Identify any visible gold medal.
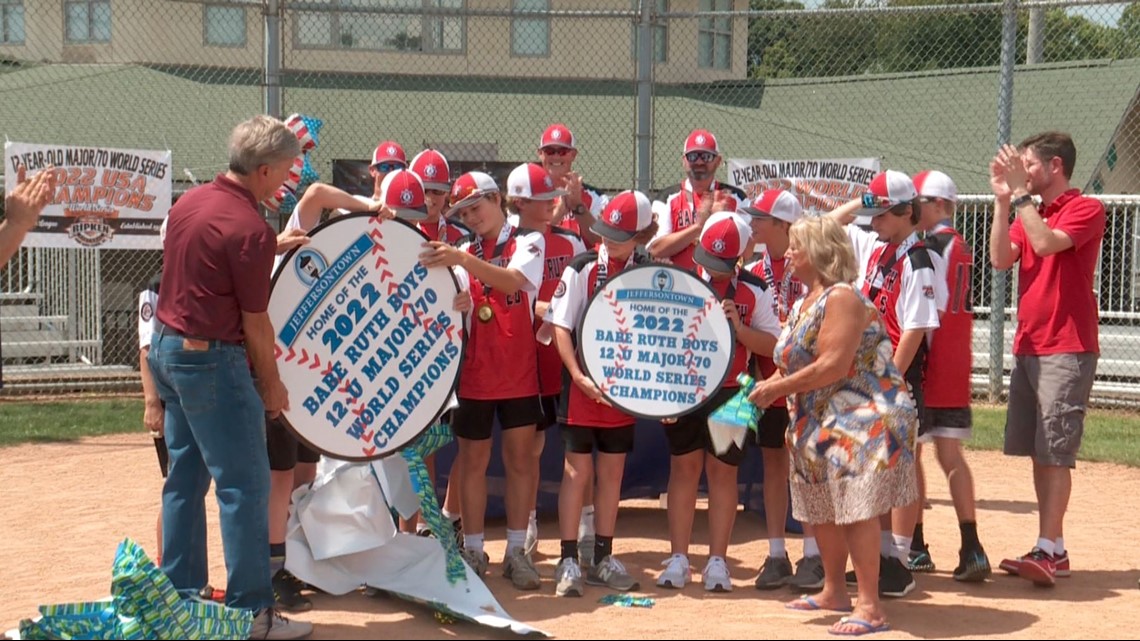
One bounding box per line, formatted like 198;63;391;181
477;303;494;323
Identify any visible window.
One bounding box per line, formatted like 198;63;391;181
631;0;667;63
698;0;731;69
295;0;464;53
511;0;548;57
0;0;23;45
65;0;111;43
1107;143;1117;171
204;5;246;47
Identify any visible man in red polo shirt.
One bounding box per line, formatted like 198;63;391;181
990;131;1105;587
149;115;311;639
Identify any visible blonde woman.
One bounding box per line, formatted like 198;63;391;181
749;216;917;636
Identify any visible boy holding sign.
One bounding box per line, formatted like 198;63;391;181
419;172;547;591
547;191;657;597
657;213;781;592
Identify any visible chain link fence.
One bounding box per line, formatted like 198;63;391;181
0;0;1137;403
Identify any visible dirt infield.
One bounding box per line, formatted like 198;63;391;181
3;433;1138;639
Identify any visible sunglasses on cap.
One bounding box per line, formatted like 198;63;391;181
861;193;895;208
540;146;572;156
373;162;405;173
685;151;717;163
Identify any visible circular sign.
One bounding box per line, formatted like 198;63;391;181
269;213;465;461
578;264;735;419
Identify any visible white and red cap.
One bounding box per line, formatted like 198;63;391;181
410;149;451;191
743;189;803;224
684;129;720;156
855;170;918;218
913;170;958;203
372;141;406;167
591;190;653;242
379;169;427;221
447;171;500;216
506;163;566;201
540;123;576;150
695;212;751;273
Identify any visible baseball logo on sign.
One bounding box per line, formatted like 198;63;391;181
269;214;465;461
578;264;735;419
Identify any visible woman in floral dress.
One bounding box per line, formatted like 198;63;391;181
750;216;917;636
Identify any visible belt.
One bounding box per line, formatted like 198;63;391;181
155;320;244;347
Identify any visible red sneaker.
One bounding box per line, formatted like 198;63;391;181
1018;549;1056;587
1054;550;1071;578
1001;550;1070;578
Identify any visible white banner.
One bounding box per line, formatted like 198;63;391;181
269;214;465;461
727;157;881;213
4;142;171;249
578;264;734;419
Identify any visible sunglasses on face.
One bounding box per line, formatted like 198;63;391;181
917;197;942;204
541;146;572;156
374;162;405;173
685;151;717;163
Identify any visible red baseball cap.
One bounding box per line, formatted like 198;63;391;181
380;169;427;221
913;170;958;203
743;189;803;224
540;124;576;150
684;129;719;155
855;170;918;218
694;212;751;274
410;149;451;191
447;171;500;217
372;141;406;167
591;190;653;242
506;163;566;201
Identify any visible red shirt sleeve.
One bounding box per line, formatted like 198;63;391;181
228;222;276;314
1054;197;1106;250
1009;217;1025;250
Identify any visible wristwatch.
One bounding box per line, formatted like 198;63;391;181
572;204;587;216
1011;193;1033;209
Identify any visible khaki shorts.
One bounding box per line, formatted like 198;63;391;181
1004;353;1097;468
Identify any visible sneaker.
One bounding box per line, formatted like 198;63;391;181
416;528;434;538
586;555;640;591
703;557;733;592
907;545;936;573
247;608;312;640
578;534;596;569
1000;549;1069;578
753;555;793;590
879;556;916;598
953;547;992;583
656;554;690;589
502;548;541;590
198;585;226;603
525;520;539;556
554;557;585;597
1017;548;1056;587
451;518;465;550
788;556;825;591
271;569;313;613
461;548;489;577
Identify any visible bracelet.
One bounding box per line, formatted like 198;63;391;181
1011;193;1033;209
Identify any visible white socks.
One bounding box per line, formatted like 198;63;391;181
506;529;526;555
579;505;596;539
803;537;820;558
464;532;485;554
769;538;787;558
892;534;913;562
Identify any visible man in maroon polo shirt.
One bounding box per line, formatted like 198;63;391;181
149;115;312;640
989;131;1105;588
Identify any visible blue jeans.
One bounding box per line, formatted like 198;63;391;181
147;332;273;611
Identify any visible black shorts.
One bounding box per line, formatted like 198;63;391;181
905;346;928;437
561;424;635;454
537;394;559;431
664;387;745;466
451;396;544;441
752;405;790;450
267;417;321;471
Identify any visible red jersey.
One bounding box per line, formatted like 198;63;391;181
848;227;944;348
1008;189;1104;355
535;226;588;396
548;250;649;428
650;180;747;272
455;224;545;400
745;250;807;408
699;268;781;388
922;223;974;407
418;217;470;246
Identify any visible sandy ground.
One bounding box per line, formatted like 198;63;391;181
2;433;1139;639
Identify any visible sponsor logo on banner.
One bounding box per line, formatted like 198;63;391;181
268;214;465;461
578;264;735;419
4;141;172;249
727;157;881;213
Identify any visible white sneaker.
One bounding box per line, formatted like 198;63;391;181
247;608;313;640
554;557;585;597
656;554;690;589
703;556;733;592
525;519;539;556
